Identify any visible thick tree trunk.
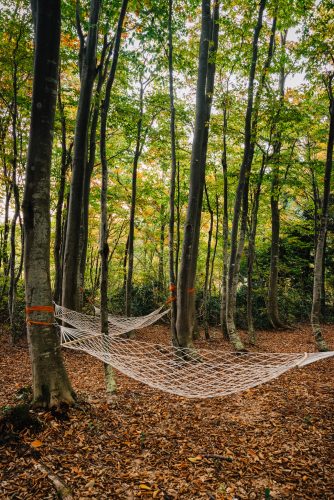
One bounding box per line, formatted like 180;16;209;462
203;182;213;339
22;0;74;408
226;0;267;350
176;0;216;349
311;77;334;351
62;0;101;311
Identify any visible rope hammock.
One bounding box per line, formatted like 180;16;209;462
55;304;334;399
55;303;169;337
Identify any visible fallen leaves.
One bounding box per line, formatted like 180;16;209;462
0;323;334;499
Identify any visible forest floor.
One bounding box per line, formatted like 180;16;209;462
0;323;334;500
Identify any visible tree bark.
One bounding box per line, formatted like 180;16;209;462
125;81;144;317
22;0;74;407
220;105;229;339
62;0;101;311
79;33;112;299
168;0;178;343
247;153;267;343
203;182;214;339
54;80;72;304
311;75;334;351
8;54;22;340
226;0;267;350
267;31;287;329
176;0;216;349
100;0;128;391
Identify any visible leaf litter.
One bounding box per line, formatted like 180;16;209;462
0;323;333;499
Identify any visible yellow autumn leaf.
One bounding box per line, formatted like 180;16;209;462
187;455;203;463
139;484;151;490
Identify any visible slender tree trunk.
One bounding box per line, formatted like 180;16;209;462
8;58;22;340
158;218;165;290
22;0;74;408
247;153;267;343
79;34;111;297
176;160;181;280
203;182;214;339
226;0;267;350
267;31;287;329
220;105;229;339
209;191;219;296
100;0;127;391
0;135;12;274
168;0;178;342
0;184;11;274
176;0;216;349
54;81;72;303
62;0;101;311
311;76;334;351
125;81;144;316
123;235;129;292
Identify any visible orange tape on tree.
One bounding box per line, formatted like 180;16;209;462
26;305;54;326
26;320;54;326
26;305;54;314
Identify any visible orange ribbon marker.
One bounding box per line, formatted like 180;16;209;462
187;288;195;294
26;305;54;326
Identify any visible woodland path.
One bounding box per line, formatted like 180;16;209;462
1;324;333;499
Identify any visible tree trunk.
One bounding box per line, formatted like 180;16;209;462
168;0;178;343
267;30;287;329
311;76;334;351
54;80;72;304
226;0;267;350
100;0;128;391
8;56;21;340
176;0;216;349
247;153;267;343
62;0;101;311
220;106;229;339
203;182;213;339
22;0;74;408
158;218;165;290
125;81;144;317
79;34;111;298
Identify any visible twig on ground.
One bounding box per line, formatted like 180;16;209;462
34;462;73;499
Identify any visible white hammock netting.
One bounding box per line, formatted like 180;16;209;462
55;304;334;399
54;303;169;337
